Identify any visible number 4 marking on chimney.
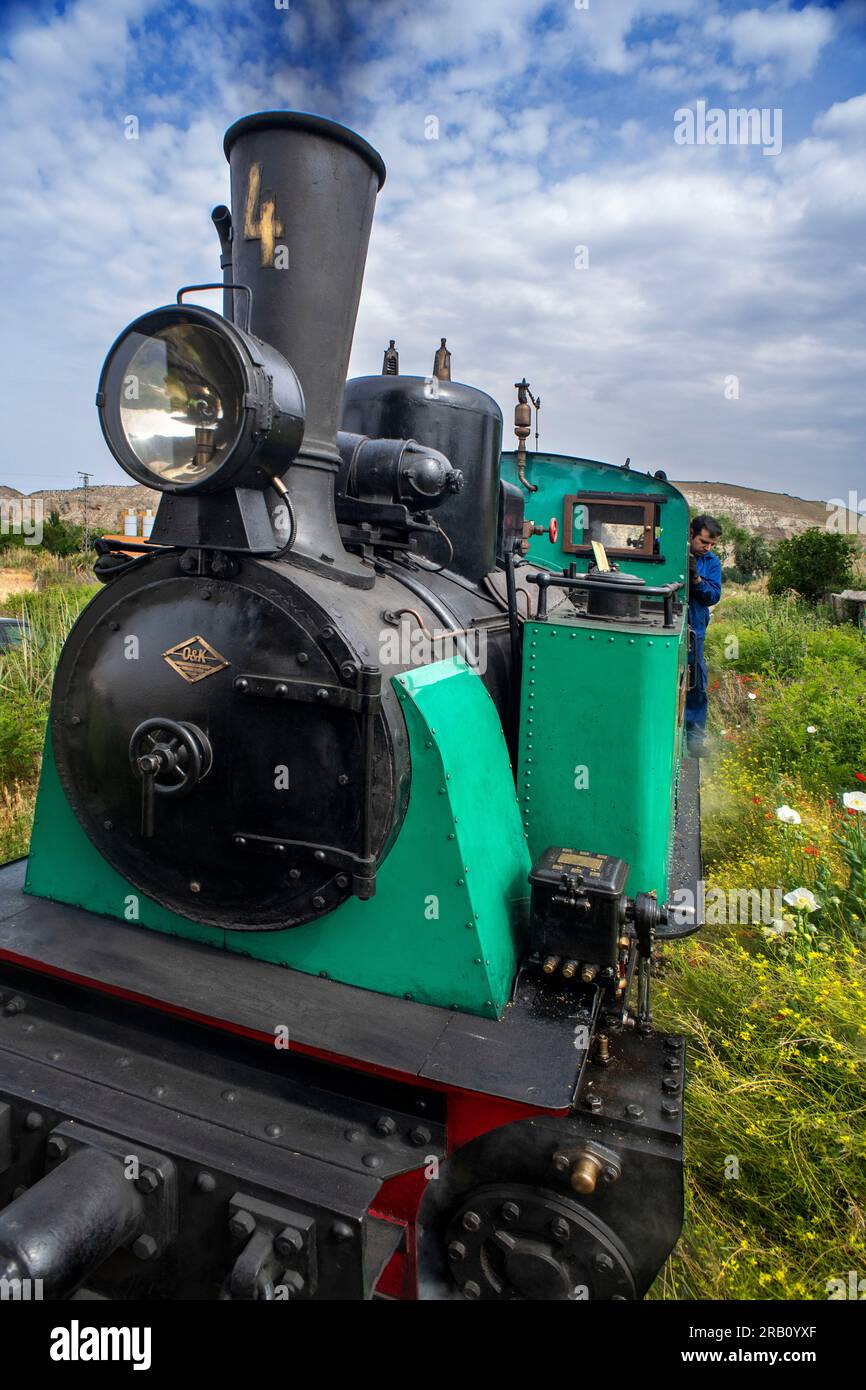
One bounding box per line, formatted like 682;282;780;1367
244;162;284;267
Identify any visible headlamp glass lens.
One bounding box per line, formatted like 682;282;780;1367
118;323;242;485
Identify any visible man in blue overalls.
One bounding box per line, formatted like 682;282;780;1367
686;515;722;755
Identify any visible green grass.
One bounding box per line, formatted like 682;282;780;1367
2;575;864;1300
651;589;866;1300
0;578;98;859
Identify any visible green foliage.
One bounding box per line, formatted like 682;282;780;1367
733;532;773;581
768;528;858;604
41;510;83;556
0;583;97;795
651;588;866;1299
706;591;866;683
747;658;866;794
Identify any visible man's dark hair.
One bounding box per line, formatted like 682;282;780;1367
690;514;722;538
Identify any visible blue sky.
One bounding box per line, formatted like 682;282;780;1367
1;0;864;500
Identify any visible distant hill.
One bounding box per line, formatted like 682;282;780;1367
1;479;830;542
0;484;159;532
671;482;828;540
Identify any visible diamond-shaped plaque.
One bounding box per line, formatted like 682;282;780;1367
162;634;230;684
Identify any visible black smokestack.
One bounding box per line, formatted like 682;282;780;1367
223;111;386;586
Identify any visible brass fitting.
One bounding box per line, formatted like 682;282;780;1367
568;1151;605;1195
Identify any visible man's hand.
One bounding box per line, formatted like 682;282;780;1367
688;552;699;587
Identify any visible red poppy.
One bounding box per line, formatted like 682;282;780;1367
752;796;761;804
803;846;819;856
856;772;866;784
711;680;719;690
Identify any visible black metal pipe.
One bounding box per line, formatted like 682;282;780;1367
504;545;523;772
0;1146;144;1298
211;204;233;322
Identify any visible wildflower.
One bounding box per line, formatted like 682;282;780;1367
842;791;866;814
775;805;801;825
855;772;866;784
752;796;761;804
783;888;821;913
803;845;819;856
806;725;817;734
747;692;757;701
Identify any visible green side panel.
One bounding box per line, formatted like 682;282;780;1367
518;613;686;901
26;657;528;1019
500;450;690;589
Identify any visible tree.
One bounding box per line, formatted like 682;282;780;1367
768;528;858;604
42;510;83;556
733;533;773;582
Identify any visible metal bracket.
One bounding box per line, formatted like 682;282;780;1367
226;1194;317;1301
233;670;382;715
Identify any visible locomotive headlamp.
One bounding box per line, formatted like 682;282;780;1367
96;300;305;494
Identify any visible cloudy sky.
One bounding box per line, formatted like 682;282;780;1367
0;0;864;501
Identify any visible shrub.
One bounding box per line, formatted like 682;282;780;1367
768;529;858;604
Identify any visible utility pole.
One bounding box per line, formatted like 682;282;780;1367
78;472;92;551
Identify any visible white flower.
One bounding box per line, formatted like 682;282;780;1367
747;691;757;701
842;791;866;814
806;726;817;734
775;805;802;825
783;888;821;913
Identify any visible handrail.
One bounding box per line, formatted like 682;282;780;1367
526;571;684;625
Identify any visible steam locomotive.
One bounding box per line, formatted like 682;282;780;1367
0;112;700;1301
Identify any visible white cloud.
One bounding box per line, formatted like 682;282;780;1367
721;4;836;83
0;0;863;504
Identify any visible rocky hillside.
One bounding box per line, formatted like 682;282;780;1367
671;481;828;540
0;484;159;532
1;479;829;542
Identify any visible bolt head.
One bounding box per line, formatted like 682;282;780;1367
46;1135;68;1160
625;1103;645;1119
551;1218;571;1243
274;1226;303;1259
374;1115;397;1136
229;1209;256;1241
195;1171;216;1193
463;1280;482;1300
24;1111;44;1132
409;1125;431;1147
135;1169;160;1195
277;1270;305;1299
132;1235;158;1261
552;1151;571;1173
462;1210;482;1233
447;1241;467;1262
501;1201;521;1224
595;1252;614;1273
